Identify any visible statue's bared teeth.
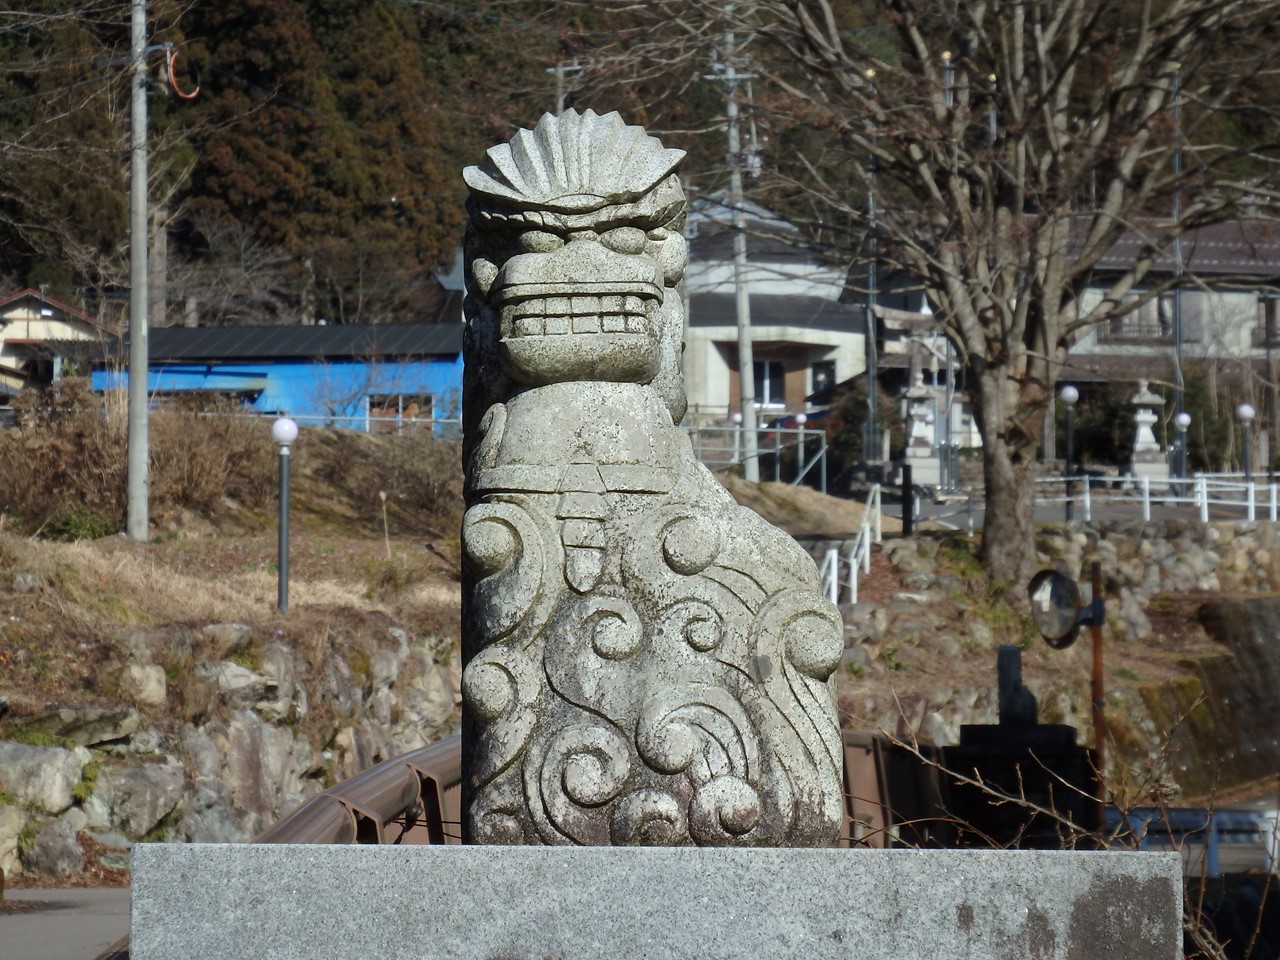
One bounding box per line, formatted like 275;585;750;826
514;316;544;337
504;291;655;337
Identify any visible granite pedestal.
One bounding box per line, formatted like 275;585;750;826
130;843;1181;960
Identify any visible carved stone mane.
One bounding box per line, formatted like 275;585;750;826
459;110;844;847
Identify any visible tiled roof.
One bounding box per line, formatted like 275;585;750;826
688;293;864;332
1086;220;1280;277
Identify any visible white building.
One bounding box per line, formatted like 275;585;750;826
681;198;866;421
0;288;118;399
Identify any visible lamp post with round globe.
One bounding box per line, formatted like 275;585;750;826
1060;385;1079;522
1238;403;1256;484
1174;411;1191;493
272;417;298;612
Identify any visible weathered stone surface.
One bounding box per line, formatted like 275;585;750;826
131;844;1183;960
26;818;83;877
0;802;27;876
197;623;253;661
206;660;272;706
0;742;82;813
213;712;301;829
96;758;185;838
16;705;140;747
460;110;844;847
115;664;168;708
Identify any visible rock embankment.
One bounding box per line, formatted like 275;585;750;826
0;616;460;880
832;519;1280;803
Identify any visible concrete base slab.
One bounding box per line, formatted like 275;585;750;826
131;844;1181;960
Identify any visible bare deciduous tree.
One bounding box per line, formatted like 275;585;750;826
586;0;1280;586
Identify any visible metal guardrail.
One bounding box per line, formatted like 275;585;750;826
821;484;882;605
1034;472;1280;523
1106;806;1280;878
256;737;462;845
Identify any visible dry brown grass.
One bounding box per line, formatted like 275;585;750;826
0;381;277;538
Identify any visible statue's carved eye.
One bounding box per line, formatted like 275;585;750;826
600;226;647;255
518;230;564;253
646;228;670;241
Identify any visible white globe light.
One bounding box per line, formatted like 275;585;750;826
731;411;743;424
1059;384;1079;405
272;417;299;446
1238;402;1257;423
795;413;807;425
1174;411;1192;430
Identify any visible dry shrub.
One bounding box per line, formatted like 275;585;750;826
303;429;463;538
148;403;276;516
0;381;276;538
0;379;127;537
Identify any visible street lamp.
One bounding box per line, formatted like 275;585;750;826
1238;402;1256;484
1174;411;1191;492
272;417;298;612
731;410;743;470
1060;385;1079;523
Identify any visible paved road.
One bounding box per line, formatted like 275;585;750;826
0;887;129;960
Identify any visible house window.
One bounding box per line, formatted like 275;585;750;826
753;361;785;407
1256;295;1280;346
811;360;836;396
368;393;433;434
1100;292;1175;342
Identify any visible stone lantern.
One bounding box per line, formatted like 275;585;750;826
1130;379;1165;484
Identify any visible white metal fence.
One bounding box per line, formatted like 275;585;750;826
820;484;882;606
1034;472;1280;523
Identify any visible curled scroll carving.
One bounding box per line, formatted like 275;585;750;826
460;109;844;847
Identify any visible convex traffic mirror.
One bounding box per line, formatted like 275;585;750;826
1027;569;1081;649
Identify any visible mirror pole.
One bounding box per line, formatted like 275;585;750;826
1090;560;1105;829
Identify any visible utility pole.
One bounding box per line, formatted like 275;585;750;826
547;61;583;117
865;68;880;464
127;0;149;541
720;5;760;481
1171;64;1185;448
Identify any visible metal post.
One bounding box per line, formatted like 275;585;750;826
1240;402;1256;520
273;418;298;612
126;0;149;540
901;463;914;536
819;432;828;495
795;415;806;484
1141;476;1151;521
1090;561;1106;828
1065;403;1075;523
278;446;290;612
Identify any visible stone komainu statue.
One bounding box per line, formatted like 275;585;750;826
459;110;844;847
